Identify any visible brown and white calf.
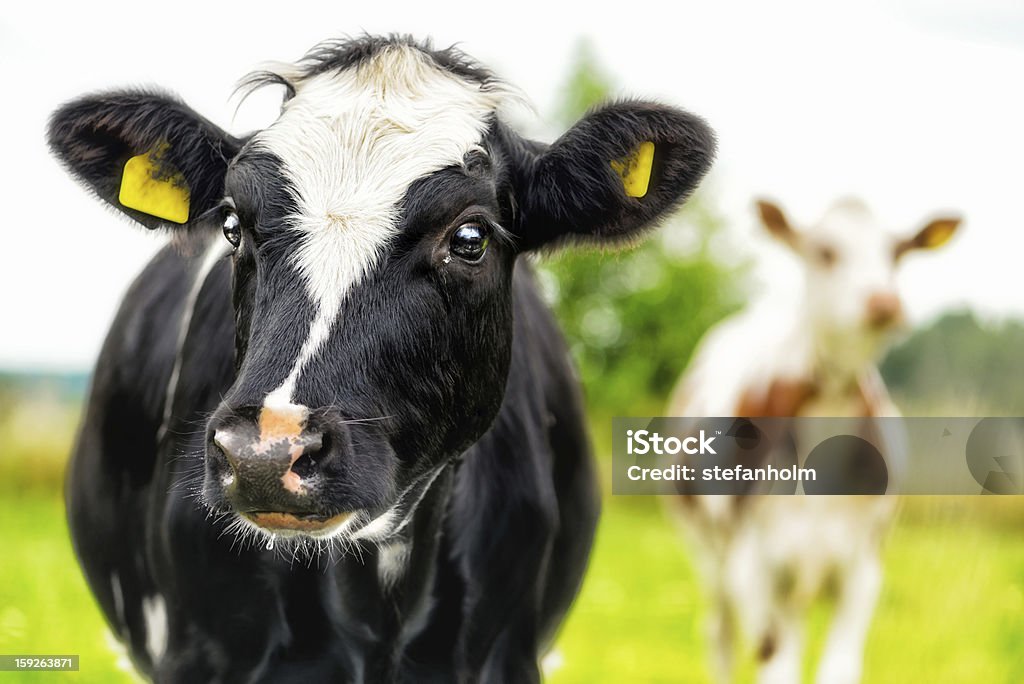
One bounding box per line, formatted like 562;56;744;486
667;198;960;684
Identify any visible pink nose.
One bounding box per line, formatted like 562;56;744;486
866;292;903;329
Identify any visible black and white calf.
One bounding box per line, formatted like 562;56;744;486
49;36;714;683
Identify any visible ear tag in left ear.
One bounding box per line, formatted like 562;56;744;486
610;141;655;198
118;146;190;224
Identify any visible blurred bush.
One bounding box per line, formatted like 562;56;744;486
881;310;1024;416
538;41;744;417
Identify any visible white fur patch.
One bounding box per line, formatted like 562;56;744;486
256;45;519;407
354;465;447;544
541;649;566;677
110;572;126;635
141;594;168;664
351;508;397;542
377;541;410;587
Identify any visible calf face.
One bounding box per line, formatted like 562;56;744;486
756;198;960;367
49;36;714;544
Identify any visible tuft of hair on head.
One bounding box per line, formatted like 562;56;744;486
232;33;531;119
824;196;874;222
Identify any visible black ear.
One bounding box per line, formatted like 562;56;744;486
514;100;715;251
47;90;242;230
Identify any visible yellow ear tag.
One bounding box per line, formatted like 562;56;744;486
610;141;655;198
118;147;190;223
922;219;958;249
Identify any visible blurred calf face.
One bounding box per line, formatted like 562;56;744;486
756;198;960;360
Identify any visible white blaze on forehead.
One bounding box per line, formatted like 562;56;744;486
256;45;518;406
811;198;894;268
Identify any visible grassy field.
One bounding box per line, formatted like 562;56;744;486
551;495;1024;683
0;405;1022;682
1;488;1021;683
0;491;136;683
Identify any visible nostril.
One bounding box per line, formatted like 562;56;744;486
308;432;328;463
284;431;326;483
291;453;316;479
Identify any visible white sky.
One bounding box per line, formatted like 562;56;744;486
1;0;1022;370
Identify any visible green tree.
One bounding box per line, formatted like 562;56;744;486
538;41;744;418
881;310;1024;415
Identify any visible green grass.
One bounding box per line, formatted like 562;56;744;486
0;490;135;683
548;496;710;683
549;495;1024;683
2;489;1021;683
0;404;1022;682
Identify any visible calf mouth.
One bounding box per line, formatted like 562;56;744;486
241;510;353;535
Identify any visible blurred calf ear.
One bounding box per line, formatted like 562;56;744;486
896;216;961;257
756;199;801;250
47;90;242;230
515;100;715;251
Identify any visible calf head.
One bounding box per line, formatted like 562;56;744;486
757;197;961;369
49;36;714;545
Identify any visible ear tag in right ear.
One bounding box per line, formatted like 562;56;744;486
118;147;190;224
922;219;958;249
610;141;655;198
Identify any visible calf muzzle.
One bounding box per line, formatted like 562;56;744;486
208;408;336;518
865;292;904;330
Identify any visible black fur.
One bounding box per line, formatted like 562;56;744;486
51;35;716;683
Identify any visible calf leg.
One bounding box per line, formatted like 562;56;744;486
707;593;737;684
723;529;805;684
814;553;883;684
756;613;804;684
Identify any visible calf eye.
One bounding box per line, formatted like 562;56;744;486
449;222;490;263
815;244;837;267
222;211;241;248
